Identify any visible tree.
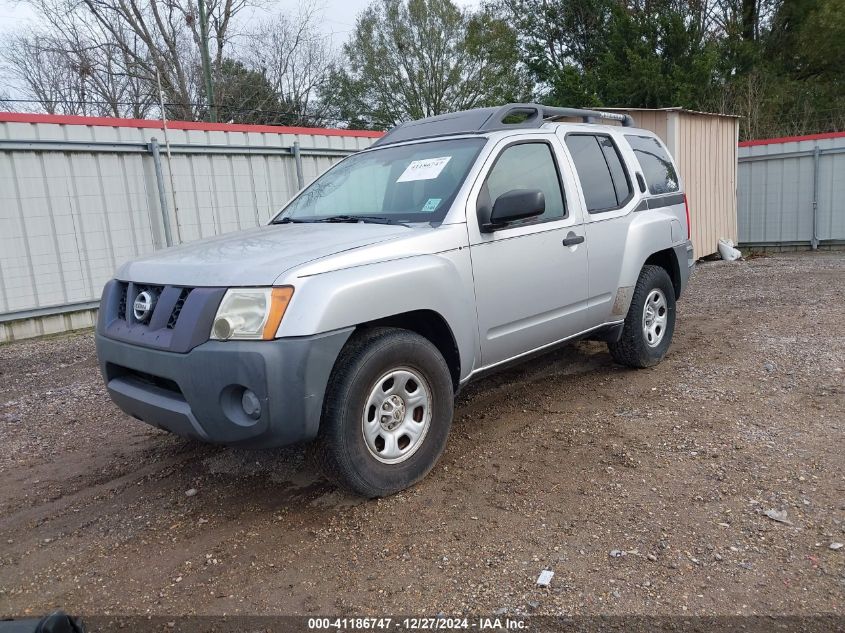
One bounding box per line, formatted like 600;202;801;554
760;0;845;134
1;26;155;117
245;7;338;126
495;0;720;108
495;0;615;106
767;0;845;83
1;31;89;115
708;0;845;138
595;0;719;108
325;0;532;129
14;0;253;120
2;0;338;124
211;59;283;124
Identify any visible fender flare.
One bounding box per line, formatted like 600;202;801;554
612;211;681;316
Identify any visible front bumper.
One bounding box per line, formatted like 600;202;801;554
95;329;352;447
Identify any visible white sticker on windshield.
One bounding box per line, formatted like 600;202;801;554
397;156;451;182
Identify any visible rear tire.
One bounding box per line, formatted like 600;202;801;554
311;327;454;498
608;265;676;368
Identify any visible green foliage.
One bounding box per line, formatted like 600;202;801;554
205;59;285;125
497;0;719;109
492;0;844;139
497;0;614;106
595;2;718;108
323;0;532;129
721;0;845;138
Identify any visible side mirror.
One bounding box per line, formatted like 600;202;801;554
481;189;545;232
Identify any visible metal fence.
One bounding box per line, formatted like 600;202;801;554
0;114;379;339
738;132;845;248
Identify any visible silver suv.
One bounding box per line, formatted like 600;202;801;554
95;104;694;497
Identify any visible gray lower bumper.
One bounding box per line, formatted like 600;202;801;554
95;329;353;447
674;240;695;298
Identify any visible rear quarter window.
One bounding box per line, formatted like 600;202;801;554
625;135;680;194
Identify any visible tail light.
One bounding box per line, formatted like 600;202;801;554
683;193;691;240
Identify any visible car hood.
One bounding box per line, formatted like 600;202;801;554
116;223;413;287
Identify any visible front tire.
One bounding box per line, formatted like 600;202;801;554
311;327;454;497
608;265;676;368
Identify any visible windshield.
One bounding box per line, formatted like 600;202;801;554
273;138;486;224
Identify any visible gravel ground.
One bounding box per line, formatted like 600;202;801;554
0;252;843;619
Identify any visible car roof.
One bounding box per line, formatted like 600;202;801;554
357;121;659;155
372;103;636;148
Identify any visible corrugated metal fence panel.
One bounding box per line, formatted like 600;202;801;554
0;146;156;313
0;116;378;319
817;138;845;241
738;134;845;245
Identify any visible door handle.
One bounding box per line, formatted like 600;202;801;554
562;233;585;247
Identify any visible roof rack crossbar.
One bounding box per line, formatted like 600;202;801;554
481;104;635;130
541;106;635;127
372;103;635;147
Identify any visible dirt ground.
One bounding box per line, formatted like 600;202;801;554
0;252;843;620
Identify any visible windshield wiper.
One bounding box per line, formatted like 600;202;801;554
270;216;309;224
272;214;411;227
314;215;411;227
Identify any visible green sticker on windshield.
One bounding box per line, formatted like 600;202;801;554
422;198;441;213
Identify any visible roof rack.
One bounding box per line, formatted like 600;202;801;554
372;103;635;147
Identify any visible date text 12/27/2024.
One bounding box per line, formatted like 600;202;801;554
307;617;528;630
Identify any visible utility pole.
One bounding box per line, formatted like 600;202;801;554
197;0;216;122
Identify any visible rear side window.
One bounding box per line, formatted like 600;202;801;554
565;134;631;213
625;134;679;194
599;137;632;204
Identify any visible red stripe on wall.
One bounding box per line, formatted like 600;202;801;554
0;111;385;138
739;130;845;147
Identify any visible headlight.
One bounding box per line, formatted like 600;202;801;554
210;287;294;341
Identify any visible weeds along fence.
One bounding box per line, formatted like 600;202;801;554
738;132;845;249
0;113;381;342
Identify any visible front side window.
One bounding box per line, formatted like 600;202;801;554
625;134;679;194
274;138;486;224
482;142;566;225
565;134;631;213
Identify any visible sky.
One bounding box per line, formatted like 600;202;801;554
0;0;366;44
0;0;481;43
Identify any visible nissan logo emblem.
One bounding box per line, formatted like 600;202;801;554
132;290;156;322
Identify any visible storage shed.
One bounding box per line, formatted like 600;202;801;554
601;107;740;258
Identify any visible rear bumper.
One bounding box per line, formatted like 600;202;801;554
95;329;352;447
674;240;695;298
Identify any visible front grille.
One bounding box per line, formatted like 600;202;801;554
168;288;190;329
102;279;225;354
106;363;183;395
136;283;163;296
117;284;127;320
116;282;194;329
